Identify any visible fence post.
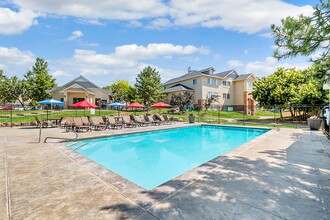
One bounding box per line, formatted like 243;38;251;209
218;105;220;124
243;105;245;125
274;104;276;126
198;108;200;123
10;106;13;128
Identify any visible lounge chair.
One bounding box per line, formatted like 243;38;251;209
146;115;161;125
81;116;92;127
155;114;172;125
163;115;175;124
73;117;91;132
122;115;137;128
107;116;123;129
64;117;75;131
90;116;107;130
133;115;150;126
35;116;55;128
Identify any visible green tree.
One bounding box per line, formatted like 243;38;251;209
135;66;164;105
271;1;330;83
24;58;56;103
0;71;29;107
169;92;194;113
252;67;327;118
104;80;132;102
272;1;330;62
126;86;139;103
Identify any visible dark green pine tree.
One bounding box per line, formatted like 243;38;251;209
135;66;164;105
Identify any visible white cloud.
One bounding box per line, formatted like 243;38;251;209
0;7;38;35
114;43;207;60
245;57;311;77
8;0;314;34
244;49;249;55
170;0;314;33
12;0;168;20
258;32;273;38
50;43;205;85
0;46;35;76
67;30;83;40
147;18;172;29
51;70;72;77
227;60;244;67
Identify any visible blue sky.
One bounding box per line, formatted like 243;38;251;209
0;0;320;87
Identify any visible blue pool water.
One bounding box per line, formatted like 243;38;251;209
67;125;269;190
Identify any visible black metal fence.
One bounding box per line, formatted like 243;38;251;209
0;104;329;134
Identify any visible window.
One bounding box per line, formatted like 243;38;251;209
214;79;218;85
60;98;64;102
193;79;197;85
207;92;212;98
227;94;231;99
223;93;226;99
246;81;252;90
223;81;231;86
214;92;218;97
208;78;212;85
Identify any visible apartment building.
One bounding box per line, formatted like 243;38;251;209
163;67;256;114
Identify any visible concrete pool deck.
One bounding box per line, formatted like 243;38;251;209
1;123;330;219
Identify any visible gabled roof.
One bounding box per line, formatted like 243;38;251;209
49;75;111;95
164;67;220;85
164;83;194;93
60;83;95;94
214;69;238;78
233;73;255;81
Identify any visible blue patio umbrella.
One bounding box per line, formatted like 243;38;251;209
37;98;64;120
108;102;125;115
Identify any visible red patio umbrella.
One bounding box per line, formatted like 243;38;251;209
151;102;171;108
125;102;145;115
151;102;171;113
125;102;145;108
71;100;98;116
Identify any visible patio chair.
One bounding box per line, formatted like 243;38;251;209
90;116;107;130
155;114;171;125
122;115;137;128
133;115;150;126
64;117;75;131
163;115;175;124
81;116;92;127
146;115;161;125
73;117;91;132
107;116;123;129
35;116;55;128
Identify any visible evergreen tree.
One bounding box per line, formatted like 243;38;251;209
135;66;164;105
24;58;56;103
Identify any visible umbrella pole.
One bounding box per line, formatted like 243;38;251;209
76;108;77;117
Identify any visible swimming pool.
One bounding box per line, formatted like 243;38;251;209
67;125;269;190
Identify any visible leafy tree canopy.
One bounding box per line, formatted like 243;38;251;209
0;70;29;107
24;58;56;103
104;80;132;102
252;67;327;117
135;66;164;105
169;92;194;112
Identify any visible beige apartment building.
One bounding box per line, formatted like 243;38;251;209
164;67;256;114
48;75;111;109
